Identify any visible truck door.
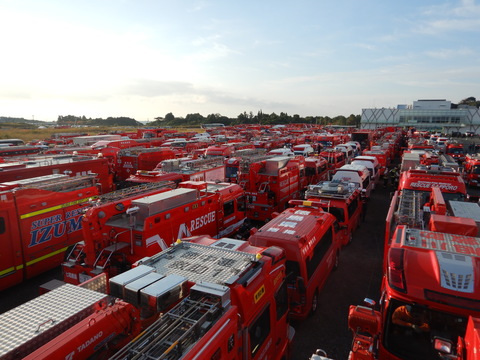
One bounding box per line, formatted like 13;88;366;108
0;208;24;290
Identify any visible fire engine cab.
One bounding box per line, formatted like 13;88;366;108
305;180;363;246
249;200;341;319
348;226;480;360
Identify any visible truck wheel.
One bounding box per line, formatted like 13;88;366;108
310;290;319;316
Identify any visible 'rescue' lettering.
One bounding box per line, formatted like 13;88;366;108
189;211;216;232
410;181;458;191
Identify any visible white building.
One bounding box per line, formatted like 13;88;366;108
361;99;480;134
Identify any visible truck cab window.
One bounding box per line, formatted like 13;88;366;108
223;200;235;216
275;281;288;320
249;304;271;357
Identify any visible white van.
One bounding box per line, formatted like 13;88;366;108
351;156;380;189
267;148;294;156
334;144;355;163
293;144;315;156
346;141;361;156
331;164;373;197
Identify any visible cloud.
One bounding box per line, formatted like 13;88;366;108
416;0;480;34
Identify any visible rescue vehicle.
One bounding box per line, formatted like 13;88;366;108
320;149;347;174
114;146;178;184
249;200;341;319
3;236;294;360
225;150;273;183
125;156;226;186
331;164;373;197
305;156;330;184
62;180;246;284
351;155;381;188
305;180;363;246
204;143;235;158
445;143;465;163
110;236;293;360
362;149;389;176
334;144;355;163
0;154;115;194
398;165;466;200
348;226;480;360
241;155;308;223
351;130;373;151
0;174;99;291
293;144;315;156
464;154;480;187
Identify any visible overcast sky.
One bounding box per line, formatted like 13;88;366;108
0;0;479;122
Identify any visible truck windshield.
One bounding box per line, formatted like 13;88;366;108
383;299;467;360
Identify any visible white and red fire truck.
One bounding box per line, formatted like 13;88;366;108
347;226;480;360
0;174;100;291
304;180;363;246
249;199;341;320
3;236;294;360
62;180;246;284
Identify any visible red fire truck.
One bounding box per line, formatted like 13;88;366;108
0;174;100;291
125;156;226;186
445;143;465;163
319;149;346;175
464;154;480;187
114;146;178;183
249;199;341;320
0;154;114;193
8;236;293;360
62;180;246;284
398;166;467;199
347;226;480;360
305;156;330;184
241;155;308;222
204;143;235;158
305;180;363;246
110;236;293;360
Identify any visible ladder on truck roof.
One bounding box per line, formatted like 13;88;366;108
96;181;176;204
8;174;97;192
181;156;224;171
240;153;274;172
110;291;225;360
396;189;424;228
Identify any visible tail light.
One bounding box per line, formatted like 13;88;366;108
388;248;407;292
